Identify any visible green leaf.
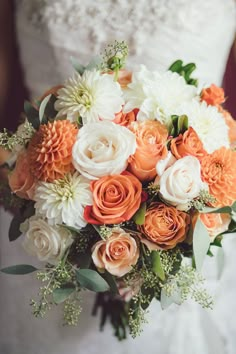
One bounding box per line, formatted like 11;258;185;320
53;286;75;304
133;202;146;225
193;217;211;271
39;94;51;122
151;251;165;281
182;63;196;80
24;100;40;129
70;56;86;75
86;56;102;71
1;264;38;275
177;115;188;134
160;287;182;309
168;60;183;73
200;206;232;214
44;94;58;119
76;269;110;292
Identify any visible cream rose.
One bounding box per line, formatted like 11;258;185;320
23;218;73;263
92;228;139;277
72;121;136;180
159;156;205;210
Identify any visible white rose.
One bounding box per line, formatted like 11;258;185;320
72;121;136;180
23;219;73;263
159;156;205;210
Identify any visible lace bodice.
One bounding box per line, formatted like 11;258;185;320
15;0;236;98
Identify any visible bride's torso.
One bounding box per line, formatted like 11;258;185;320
15;0;236;98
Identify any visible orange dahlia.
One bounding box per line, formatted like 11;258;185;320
28;120;78;182
201;147;236;206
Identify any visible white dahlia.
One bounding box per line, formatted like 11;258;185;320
55;70;124;123
34;172;93;229
124;67;196;125
177;100;229;153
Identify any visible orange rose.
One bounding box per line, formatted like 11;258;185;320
171;127;207;160
201;147;236;206
139;203;190;250
84;172;142;224
201;84;225;106
113;110;136;127
8;150;36;200
92;227;139;277
128;121;168;181
200;213;230;241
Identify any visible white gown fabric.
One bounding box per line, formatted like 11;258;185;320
1;1;236;353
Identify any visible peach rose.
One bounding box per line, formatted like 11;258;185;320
170;127;207;160
8;150;36;199
92;228;139;277
139;203;190;250
200;213;230;241
201;147;236;206
108;69;132;89
128;120;168;181
84;172;142;225
201;84;225;106
117;70;132;88
113;110;136;127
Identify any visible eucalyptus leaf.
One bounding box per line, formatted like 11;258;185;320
53;286;75;304
39;94;51;122
151;251;165;281
76;269;109;292
200;206;232;214
86;56;102;71
1;264;38;275
160;287;182;309
24;101;40;129
133;202;146;225
70;56;86;75
44;94;58;119
193;217;211;271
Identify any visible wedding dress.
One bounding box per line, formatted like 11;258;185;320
0;1;236;353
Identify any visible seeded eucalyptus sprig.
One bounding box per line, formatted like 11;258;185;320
100;40;129;80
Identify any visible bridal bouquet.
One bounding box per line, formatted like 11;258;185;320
1;41;236;340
